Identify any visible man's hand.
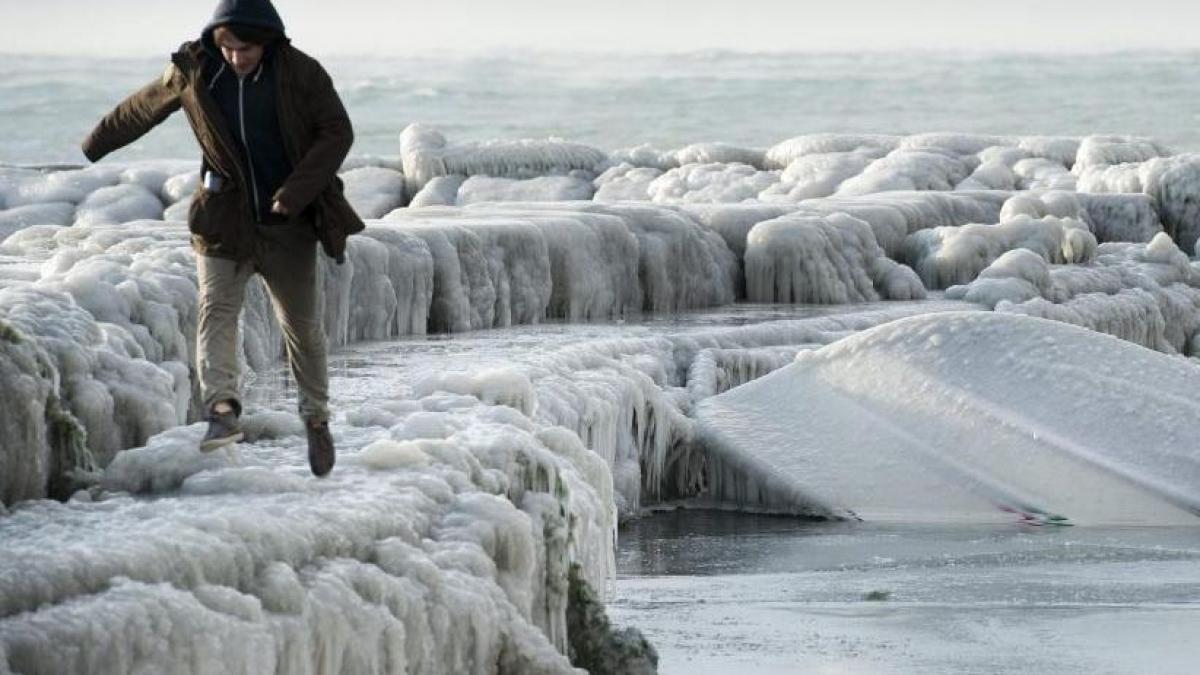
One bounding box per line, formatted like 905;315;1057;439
272;200;289;216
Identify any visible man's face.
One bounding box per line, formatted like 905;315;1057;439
215;28;263;77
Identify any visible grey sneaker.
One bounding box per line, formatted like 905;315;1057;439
306;420;335;477
200;407;243;452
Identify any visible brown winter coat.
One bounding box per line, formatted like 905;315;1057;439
82;40;364;263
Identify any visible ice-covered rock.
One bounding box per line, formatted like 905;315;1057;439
686;345;814;401
464;207;641;320
1013;158;1077;190
836;149;973;197
1073;135;1171;174
899;132;1012;159
1075;153;1200;249
1077;193;1161;243
0;387;615;674
73;184;165;226
788;190;1007;258
161;170;200;204
607;144;677;171
764;133;898;169
163;196;191;222
903;214;1095;289
678;203;797;261
117;161;196;198
746;212;924;304
334;227;435;343
956;158;1017;191
1018;136;1081;168
672;143;765;168
645;163;779;204
340;166;407;218
0;318;92;505
410;174;466;207
458;175;595;205
592;164;662;202
400;124;607;190
0;202;75;241
472;202;737;313
698;311;1200;524
0;284;181;477
947;233;1200;354
379;211;551;332
0;165;123;207
759;151;876;201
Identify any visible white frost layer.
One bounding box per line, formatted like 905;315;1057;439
646;163;780;204
946;234;1200;355
1079;193;1162;243
903;214;1095;290
376;212;553;332
0;385;614;673
698;311;1200;525
340;166;408;219
764;134;899;168
1078;153;1200;252
523;304;970;513
400;124;607;191
0;225;194;477
457;175;596;205
1073;135;1172;174
0;203;75;241
386;205;642;323
745;212;925;304
0;318;87;505
410;175;466;208
672;142;765;168
836;149;973;197
759;151;876;201
592;164;662;202
789;190;1008;257
467;202;738;313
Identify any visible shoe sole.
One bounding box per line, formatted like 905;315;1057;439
200;431;244;453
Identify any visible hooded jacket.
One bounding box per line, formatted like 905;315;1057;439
82;0;364;263
201;0;292;225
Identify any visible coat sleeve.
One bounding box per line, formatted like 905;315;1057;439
81;64;183;162
272;62;354;215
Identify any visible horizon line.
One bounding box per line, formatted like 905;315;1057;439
3;45;1200;60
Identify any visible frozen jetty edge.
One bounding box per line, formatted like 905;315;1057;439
699;311;1200;525
5;126;1200;672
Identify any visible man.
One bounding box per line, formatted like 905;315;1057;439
82;0;364;476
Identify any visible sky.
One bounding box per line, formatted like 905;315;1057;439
0;0;1197;56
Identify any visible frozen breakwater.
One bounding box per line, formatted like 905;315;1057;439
4;126;1200;672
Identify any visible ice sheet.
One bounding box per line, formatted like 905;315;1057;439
698;311;1200;525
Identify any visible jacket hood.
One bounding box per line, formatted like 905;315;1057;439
201;0;287;55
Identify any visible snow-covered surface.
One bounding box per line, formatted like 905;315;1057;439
0;302;967;673
6;122;1200;672
1;323;657;674
699;311;1200;525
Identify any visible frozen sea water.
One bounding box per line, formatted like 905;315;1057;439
612;510;1200;674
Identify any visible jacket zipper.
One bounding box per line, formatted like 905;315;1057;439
177;52;255;222
237;74;262;222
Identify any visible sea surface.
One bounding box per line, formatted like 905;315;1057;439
2;50;1200;165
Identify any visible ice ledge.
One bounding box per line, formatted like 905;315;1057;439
697;311;1200;525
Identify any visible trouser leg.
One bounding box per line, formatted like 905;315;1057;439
257;235;330;423
196;254;253;413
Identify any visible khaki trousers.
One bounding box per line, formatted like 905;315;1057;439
195;228;329;423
